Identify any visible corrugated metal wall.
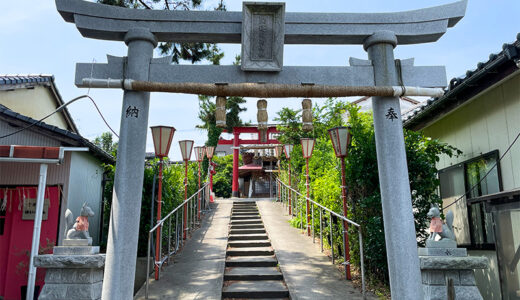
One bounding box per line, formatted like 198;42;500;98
66;151;104;245
0;120;60;147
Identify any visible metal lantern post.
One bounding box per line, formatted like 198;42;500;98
179;140;194;239
206;146;215;192
283;144;294;215
301;138;315;236
194;146;205;219
150;126;175;280
274;145;283;202
328;126;352;280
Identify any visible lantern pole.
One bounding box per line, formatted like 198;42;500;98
183;158;188;239
340;156;351;280
288;157;292;215
197;158;201;219
155;157;163;280
305;156;310;236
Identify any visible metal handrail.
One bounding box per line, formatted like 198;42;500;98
276;178;365;299
278;180;360;227
145;182;210;298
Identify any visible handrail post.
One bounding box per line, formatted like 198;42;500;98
359;230;366;299
175;210;179;251
312;203;315;243
300;197;303;233
146;232;151;299
329;211;334;264
168;217;171;263
320;208;323;252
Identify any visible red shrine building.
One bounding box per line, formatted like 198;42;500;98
217;126;280;198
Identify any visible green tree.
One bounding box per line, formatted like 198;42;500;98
98;0;225;65
93;132;118;156
274;99;461;285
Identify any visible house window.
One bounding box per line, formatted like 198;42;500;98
439;150;501;249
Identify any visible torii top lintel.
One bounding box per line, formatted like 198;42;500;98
56;0;467;45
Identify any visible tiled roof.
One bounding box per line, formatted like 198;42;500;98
0;74;54;87
0;104;114;164
0;74;79;133
403;33;520;130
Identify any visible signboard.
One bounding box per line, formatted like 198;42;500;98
241;2;285;71
22;198;50;220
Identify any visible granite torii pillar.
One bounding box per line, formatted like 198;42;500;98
103;28;157;299
55;0;467;298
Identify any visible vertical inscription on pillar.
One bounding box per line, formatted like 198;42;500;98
251;13;274;61
241;3;285;72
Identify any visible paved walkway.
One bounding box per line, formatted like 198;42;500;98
134;198;372;299
134;200;232;300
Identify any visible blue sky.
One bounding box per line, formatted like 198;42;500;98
1;0;519;160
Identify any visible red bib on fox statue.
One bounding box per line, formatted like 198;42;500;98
429;217;443;233
75;215;89;231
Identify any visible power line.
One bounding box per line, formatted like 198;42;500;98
0;95;119;140
443;129;520;210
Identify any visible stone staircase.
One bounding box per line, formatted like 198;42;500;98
222;201;289;299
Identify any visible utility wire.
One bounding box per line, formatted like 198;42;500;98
0;95;119;139
443;129;520;210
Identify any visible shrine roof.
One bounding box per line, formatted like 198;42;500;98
239;164;263;171
403;33;520;130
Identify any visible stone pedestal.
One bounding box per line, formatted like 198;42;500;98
34;245;105;300
419;246;488;300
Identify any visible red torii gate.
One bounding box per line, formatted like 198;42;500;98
218;126;280;197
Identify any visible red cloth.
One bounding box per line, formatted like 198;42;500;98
429;217;443;233
75;216;89;231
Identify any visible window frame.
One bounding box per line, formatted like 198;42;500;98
438;150;502;250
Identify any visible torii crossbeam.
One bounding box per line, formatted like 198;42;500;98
55;1;467;299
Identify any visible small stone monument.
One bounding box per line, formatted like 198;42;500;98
419;204;488;299
35;203;105;300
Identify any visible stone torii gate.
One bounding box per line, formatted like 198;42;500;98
55;0;467;299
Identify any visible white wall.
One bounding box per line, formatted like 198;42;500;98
421;71;520;299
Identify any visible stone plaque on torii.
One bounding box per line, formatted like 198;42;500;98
55;0;467;299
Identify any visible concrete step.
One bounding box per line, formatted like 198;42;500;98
231;215;262;220
222;280;289;298
230;228;266;235
226;247;274;256
230;219;263;225
226;256;278;267
228;234;268;241
228;240;272;248
232;212;259;216
230;224;265;229
224;267;283;281
233;204;257;207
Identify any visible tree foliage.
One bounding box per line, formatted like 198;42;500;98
93;132;199;256
98;0;225;65
275;99;461;284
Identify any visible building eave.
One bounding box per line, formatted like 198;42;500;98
403;34;520;131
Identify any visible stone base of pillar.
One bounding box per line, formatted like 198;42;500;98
419;245;488;300
34;245;105;300
232;191;240;197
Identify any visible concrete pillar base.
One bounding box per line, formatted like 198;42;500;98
232;191;240;198
34;246;105;300
419;246;488;300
